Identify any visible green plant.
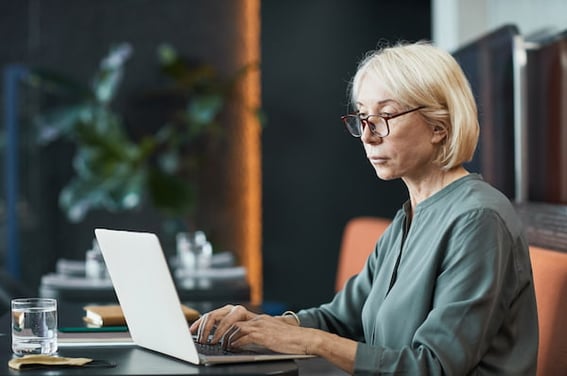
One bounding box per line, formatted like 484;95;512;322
28;43;255;227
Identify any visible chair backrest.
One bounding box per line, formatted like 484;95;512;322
529;246;567;376
335;217;391;292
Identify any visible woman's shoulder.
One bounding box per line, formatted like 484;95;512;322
424;175;524;237
426;174;513;212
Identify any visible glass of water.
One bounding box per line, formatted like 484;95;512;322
11;298;58;356
176;231;213;271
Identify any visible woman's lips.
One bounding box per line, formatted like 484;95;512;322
368;155;388;164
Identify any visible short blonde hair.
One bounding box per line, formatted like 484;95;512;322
350;41;479;170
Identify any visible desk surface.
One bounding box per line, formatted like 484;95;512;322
0;334;300;375
0;304;347;376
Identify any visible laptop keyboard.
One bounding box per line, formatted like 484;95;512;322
196;342;258;356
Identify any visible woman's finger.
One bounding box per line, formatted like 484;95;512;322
210;305;252;344
196;313;212;343
193;305;234;343
221;325;242;350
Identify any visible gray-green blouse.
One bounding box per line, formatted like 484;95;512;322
298;174;538;375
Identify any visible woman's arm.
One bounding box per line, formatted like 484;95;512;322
190;305;358;374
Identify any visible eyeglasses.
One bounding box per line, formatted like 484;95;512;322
340;106;425;137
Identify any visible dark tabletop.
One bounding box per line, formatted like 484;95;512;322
0;302;347;375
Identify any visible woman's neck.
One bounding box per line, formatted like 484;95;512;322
404;166;469;210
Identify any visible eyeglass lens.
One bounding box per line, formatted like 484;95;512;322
342;106;424;138
344;115;388;137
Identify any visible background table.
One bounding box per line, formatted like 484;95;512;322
39;258;251;308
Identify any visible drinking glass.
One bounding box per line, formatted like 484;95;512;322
176;231;213;271
11;298;58;356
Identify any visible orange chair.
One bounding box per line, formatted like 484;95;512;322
529;246;567;376
335;217;391;292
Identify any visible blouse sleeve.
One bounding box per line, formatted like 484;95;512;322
296;242;379;342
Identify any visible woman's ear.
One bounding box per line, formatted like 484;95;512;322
431;125;447;144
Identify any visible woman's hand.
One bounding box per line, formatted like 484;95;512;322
189;304;258;345
221;313;312;355
189;304;311;355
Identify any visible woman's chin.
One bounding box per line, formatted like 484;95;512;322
373;167;397;181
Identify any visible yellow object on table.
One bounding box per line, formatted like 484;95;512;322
8;354;92;370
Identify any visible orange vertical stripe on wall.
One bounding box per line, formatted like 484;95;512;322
234;0;262;305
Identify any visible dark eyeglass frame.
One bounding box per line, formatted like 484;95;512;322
341;106;426;137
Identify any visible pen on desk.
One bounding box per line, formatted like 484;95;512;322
59;326;128;333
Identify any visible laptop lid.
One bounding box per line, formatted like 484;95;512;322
95;228;200;364
94;228;312;365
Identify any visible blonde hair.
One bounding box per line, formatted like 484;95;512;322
350;41;479;170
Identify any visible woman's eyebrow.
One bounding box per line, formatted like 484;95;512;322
355;98;397;109
376;99;397;105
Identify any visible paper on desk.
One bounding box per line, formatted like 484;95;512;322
9;355;93;370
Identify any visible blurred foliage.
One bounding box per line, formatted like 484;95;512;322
26;43;259;225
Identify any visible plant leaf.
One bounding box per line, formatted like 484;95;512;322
35;103;88;143
92;43;132;104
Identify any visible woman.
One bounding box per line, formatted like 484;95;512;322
190;41;538;375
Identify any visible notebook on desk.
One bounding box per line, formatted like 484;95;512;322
94;228;312;365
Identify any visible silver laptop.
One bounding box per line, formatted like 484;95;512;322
94;228;312;365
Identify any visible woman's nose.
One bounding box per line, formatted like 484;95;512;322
360;121;381;144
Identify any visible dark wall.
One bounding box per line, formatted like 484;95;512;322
0;0;248;291
260;0;431;309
